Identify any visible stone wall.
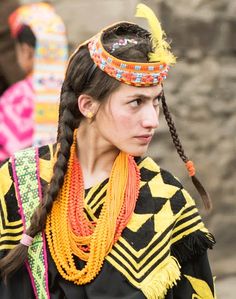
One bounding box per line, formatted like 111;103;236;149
22;0;236;278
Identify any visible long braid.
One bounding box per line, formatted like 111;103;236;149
44;86;78;213
161;94;189;163
26;85;78;235
0;81;79;279
161;93;212;210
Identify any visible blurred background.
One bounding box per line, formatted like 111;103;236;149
4;0;236;297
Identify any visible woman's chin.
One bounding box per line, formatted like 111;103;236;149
124;148;148;157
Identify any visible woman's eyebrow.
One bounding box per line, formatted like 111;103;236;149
127;90;163;99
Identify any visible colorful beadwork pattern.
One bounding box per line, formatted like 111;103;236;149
88;33;169;86
12;148;49;299
9;3;68;146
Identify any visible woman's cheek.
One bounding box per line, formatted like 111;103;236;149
117;114;134;130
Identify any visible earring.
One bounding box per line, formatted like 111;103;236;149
86;111;93;119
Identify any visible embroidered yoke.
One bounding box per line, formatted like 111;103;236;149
0;145;216;299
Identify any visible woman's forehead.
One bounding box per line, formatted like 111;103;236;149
114;83;163;98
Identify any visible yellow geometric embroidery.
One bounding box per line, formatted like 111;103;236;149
138;157;160;173
185;275;215;299
154;201;174;232
39;156;53;183
148;173;179;198
127;213;153;232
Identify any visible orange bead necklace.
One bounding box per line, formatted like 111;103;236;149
46;131;140;284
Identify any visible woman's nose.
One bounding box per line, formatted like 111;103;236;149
141;106;159;129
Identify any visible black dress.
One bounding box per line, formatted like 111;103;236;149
0;145;216;298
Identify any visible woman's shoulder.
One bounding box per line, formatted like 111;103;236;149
38;143;56;183
136;156;196;212
0;157;21;254
0;144;55;253
0;143;55;183
137;156;184;189
0;156;14;193
38;143;56;162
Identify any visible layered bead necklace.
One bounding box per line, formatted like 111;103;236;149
46;131;140;284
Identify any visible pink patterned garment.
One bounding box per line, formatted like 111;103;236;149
0;76;34;162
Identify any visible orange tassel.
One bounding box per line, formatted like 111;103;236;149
185;160;195;177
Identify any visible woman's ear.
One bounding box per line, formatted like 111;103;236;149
78;94;98;119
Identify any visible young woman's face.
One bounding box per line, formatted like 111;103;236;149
15;42;34;75
94;83;163;156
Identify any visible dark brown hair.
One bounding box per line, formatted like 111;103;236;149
16;24;36;48
161;93;212;210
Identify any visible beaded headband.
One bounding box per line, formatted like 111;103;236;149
87;4;176;87
88;34;169;86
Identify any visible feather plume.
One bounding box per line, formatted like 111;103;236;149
135;3;176;65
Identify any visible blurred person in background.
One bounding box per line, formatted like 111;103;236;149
0;4;216;299
0;2;68;163
0;0;24;96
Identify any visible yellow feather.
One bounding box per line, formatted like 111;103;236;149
135;3;163;48
135;3;176;65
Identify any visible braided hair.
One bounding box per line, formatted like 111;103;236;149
161;93;212;210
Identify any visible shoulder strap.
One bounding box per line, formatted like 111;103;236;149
12;147;50;299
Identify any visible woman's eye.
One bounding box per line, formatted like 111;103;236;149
153;98;160;108
129;99;142;107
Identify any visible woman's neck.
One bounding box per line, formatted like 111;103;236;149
76;123;119;189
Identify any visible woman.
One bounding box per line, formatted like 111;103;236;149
0;4;216;299
0;2;68;162
0;0;24;96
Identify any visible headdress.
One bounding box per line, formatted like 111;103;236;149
9;2;68;146
87;4;176;86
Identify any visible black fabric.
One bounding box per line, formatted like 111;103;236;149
3;184;20;223
160;169;183;189
0;245;146;299
135;183;168;214
0;245;214;299
0;265;34;298
48;249;146;299
170;253;215;298
171;230;216;264
38;144;54;160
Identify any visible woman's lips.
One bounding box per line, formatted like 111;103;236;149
135;134;153;143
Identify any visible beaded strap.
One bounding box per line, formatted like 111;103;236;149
12;148;50;299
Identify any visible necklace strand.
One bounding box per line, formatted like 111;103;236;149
46;130;140;284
